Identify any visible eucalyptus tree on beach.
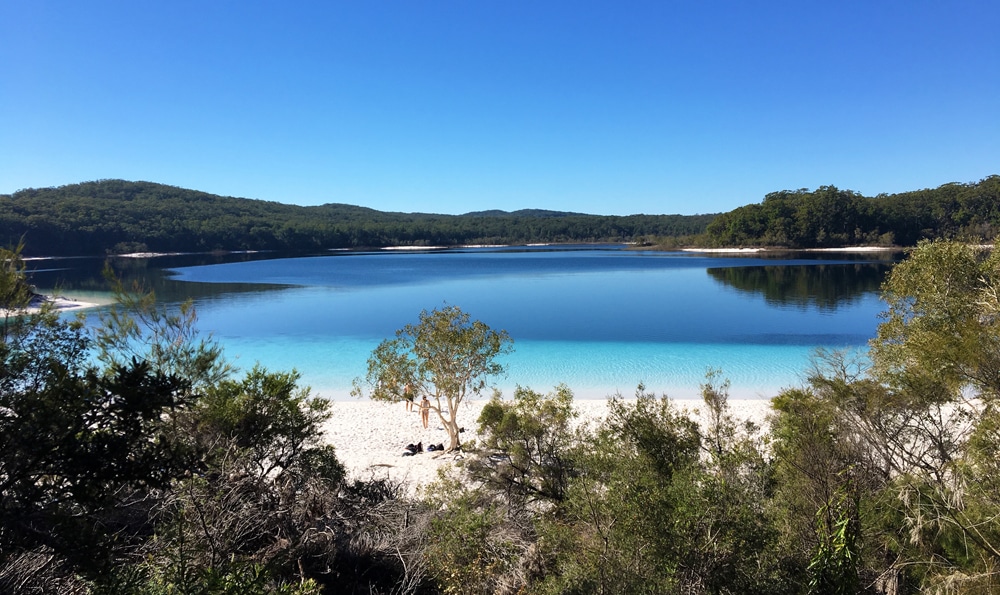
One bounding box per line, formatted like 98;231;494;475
353;305;512;451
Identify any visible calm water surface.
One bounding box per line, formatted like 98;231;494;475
31;246;899;400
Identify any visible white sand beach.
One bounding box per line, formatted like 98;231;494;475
323;397;775;492
45;296;100;312
0;294;101;317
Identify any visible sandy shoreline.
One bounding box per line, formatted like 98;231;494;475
323;397;774;492
45;296;101;312
681;246;902;254
313;379;791;403
0;294;102;317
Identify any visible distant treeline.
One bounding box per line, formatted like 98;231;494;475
5;176;998;256
0;180;715;256
701;176;1000;248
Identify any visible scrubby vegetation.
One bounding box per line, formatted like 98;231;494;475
415;240;1000;593
0;246;417;593
3;238;1000;593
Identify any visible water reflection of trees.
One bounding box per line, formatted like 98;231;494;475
25;252;296;304
706;263;894;311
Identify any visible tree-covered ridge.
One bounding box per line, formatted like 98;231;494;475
8;176;999;256
702;176;1000;248
0;180;715;256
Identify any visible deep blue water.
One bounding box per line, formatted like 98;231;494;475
136;245;896;400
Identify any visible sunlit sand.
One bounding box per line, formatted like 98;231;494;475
323;397;774;492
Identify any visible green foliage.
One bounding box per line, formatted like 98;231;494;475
420;387;583;595
424;487;523;595
861;239;1000;588
354;304;513;450
768;351;897;592
114;367;355;595
0;360;194;568
137;366;344;581
128;557;321;595
471;384;579;505
496;385;790;594
11;176;1000;255
0;282;197;582
872;238;1000;399
0;243;36;314
196;365;339;480
807;494;861;595
6;176;1000;255
552;393;704;593
1;249;196;576
0;252;89;399
0;179;717;256
701;367;733;456
771;321;1000;593
703;176;1000;248
95;265;233;391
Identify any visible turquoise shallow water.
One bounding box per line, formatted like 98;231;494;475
220;333;841;401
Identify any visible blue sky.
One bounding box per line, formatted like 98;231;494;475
2;1;997;216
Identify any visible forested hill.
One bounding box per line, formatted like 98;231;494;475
7;176;998;256
0;180;716;256
702;175;1000;249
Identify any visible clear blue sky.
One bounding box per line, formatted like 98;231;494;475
2;1;997;216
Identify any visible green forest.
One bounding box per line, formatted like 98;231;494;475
0;180;713;256
700;176;1000;249
2;176;998;257
4;239;1000;593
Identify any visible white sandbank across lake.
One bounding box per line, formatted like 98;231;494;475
0;294;103;317
322;397;774;492
44;296;101;312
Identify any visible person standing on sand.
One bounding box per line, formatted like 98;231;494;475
420;396;430;429
404;383;414;412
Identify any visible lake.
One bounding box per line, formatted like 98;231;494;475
29;245;901;400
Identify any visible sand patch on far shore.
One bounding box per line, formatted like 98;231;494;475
0;294;103;317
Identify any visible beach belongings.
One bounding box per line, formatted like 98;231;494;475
403;442;424;456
